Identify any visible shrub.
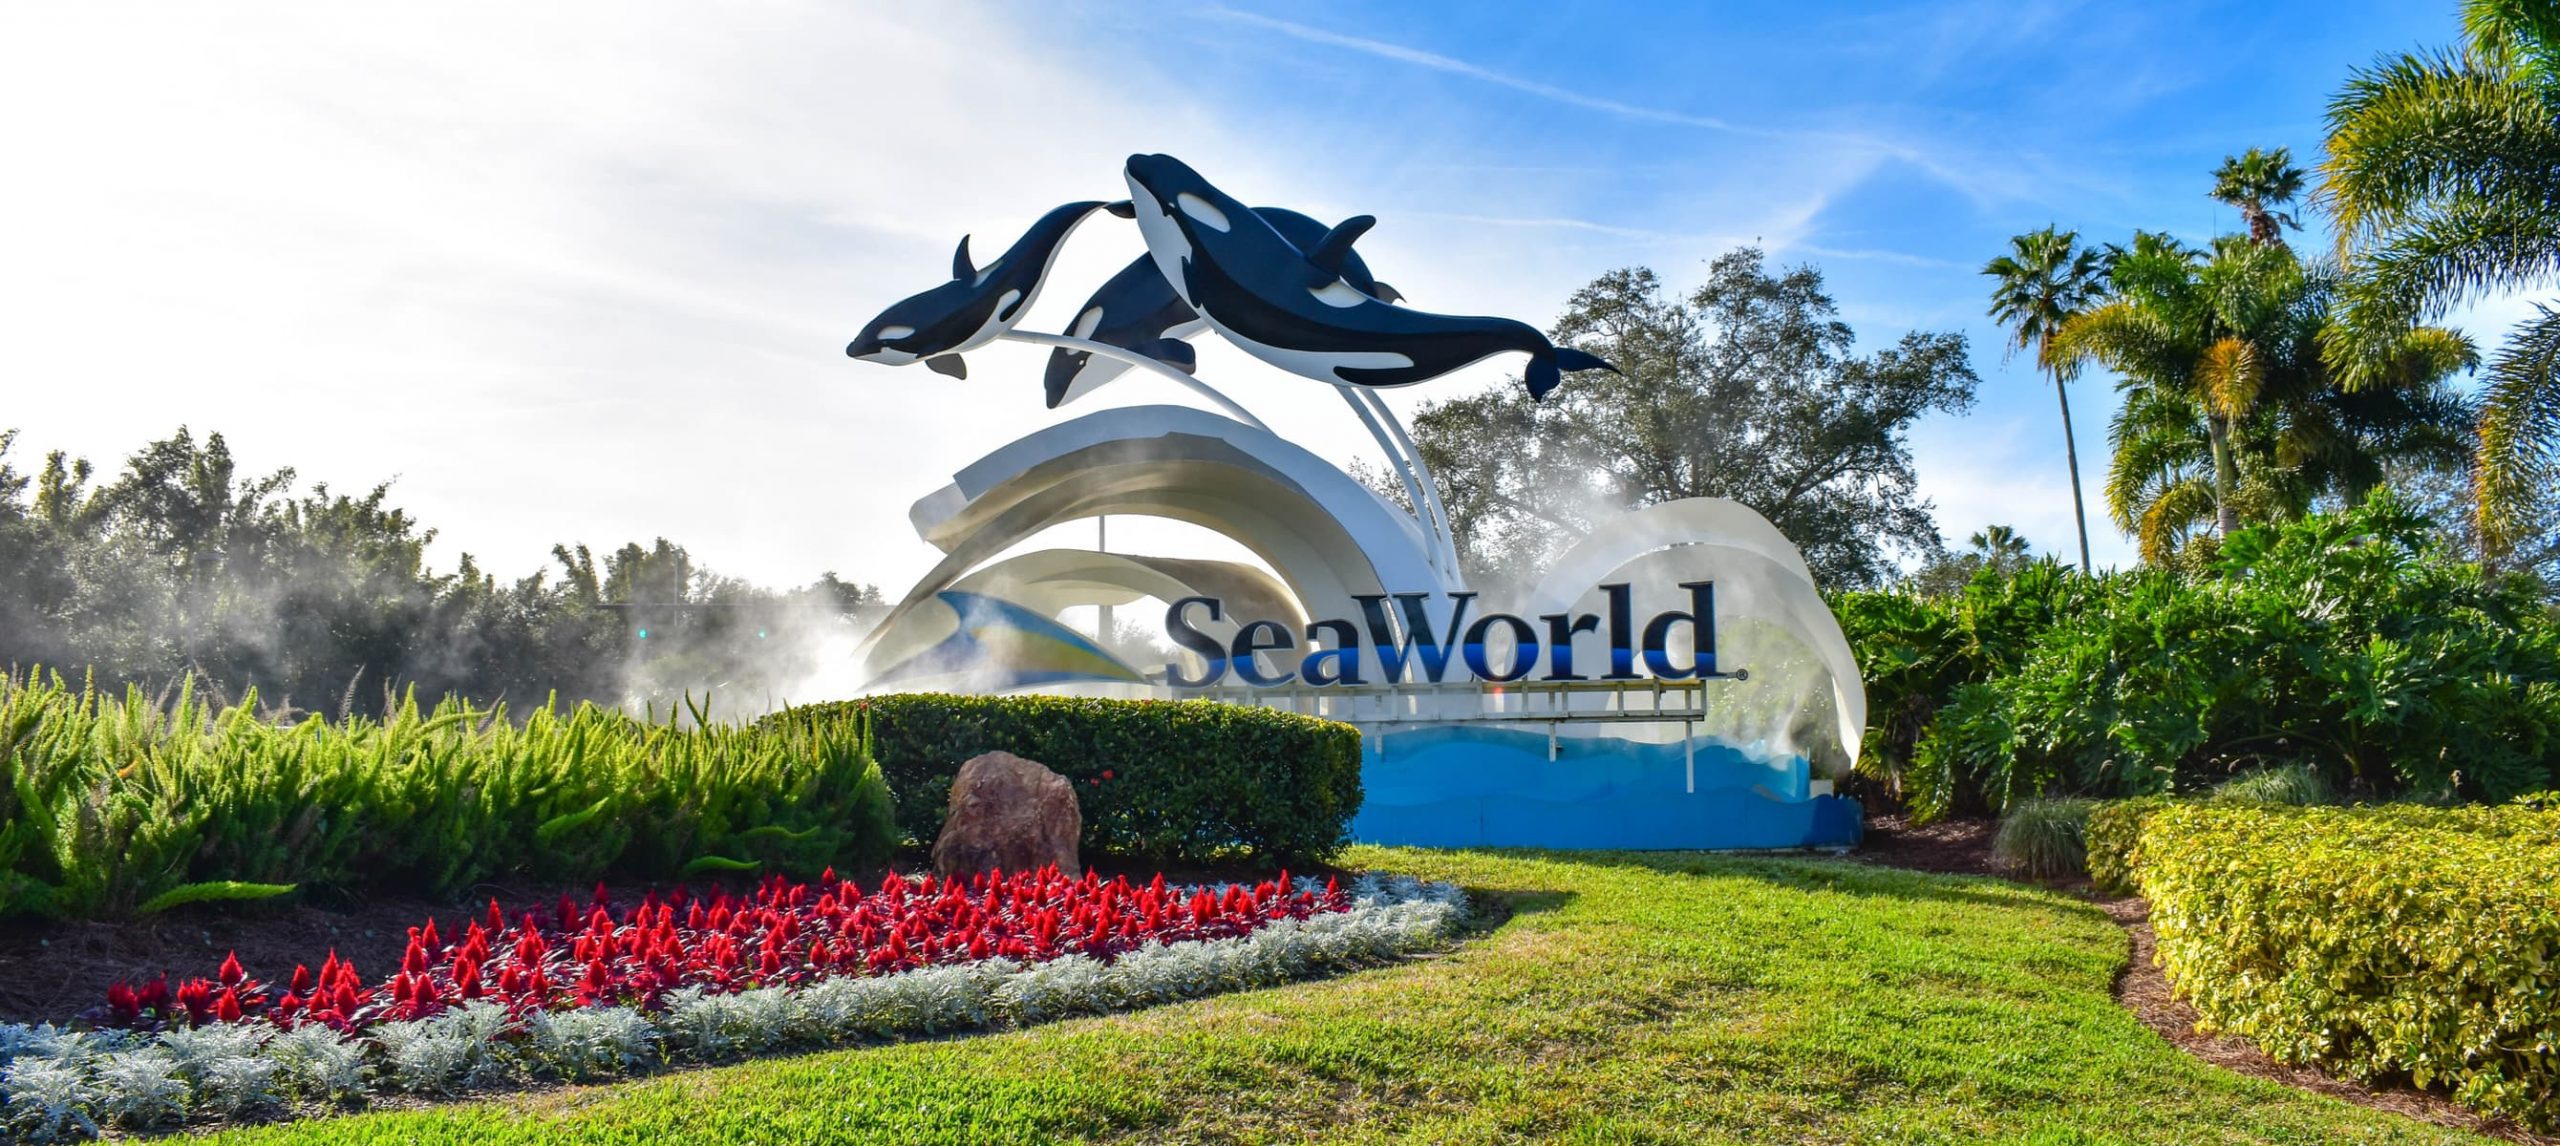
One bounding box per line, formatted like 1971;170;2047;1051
2082;797;2172;896
2210;764;2333;807
1846;495;2560;820
768;694;1363;864
0;674;896;919
1990;797;2095;879
2134;802;2560;1129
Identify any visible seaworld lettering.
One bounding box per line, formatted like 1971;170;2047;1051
1162;583;1719;688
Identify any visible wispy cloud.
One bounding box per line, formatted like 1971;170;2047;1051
1202;6;2038;211
1205;8;1750;133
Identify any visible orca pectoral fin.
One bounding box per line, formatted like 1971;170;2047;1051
1555;346;1620;375
1133;337;1198;374
1103;199;1136;219
1367;280;1405;304
927;354;968;380
1302;215;1377;283
951;235;976;281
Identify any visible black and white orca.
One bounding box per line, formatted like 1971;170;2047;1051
1041;207;1404;409
846;199;1131;380
1120;153;1614;399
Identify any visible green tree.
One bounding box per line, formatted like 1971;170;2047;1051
1984;226;2107;572
1902;524;2040;598
1968;525;2033;572
2210;146;2307;247
2063;234;2472;561
1401;251;1979;590
0;426;883;716
2322;0;2560;556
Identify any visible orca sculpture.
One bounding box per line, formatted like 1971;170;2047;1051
846;199;1132;380
1121;153;1615;399
1042;207;1404;409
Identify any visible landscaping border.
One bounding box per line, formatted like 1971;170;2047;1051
0;877;1464;1141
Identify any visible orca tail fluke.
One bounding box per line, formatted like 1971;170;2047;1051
1556;346;1619;375
1526;344;1617;401
1526;355;1562;401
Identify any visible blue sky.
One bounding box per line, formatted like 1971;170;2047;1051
0;1;2489;588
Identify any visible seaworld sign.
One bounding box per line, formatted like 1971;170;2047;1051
1162;585;1722;688
835;151;1870;850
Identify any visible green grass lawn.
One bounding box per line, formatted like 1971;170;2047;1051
202;849;2485;1145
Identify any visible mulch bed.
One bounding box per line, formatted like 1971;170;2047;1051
1845;815;2555;1144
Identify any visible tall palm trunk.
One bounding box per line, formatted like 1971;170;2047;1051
2205;414;2241;535
2049;363;2092;572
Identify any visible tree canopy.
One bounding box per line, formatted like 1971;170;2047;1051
1397;249;1978;590
0;428;880;716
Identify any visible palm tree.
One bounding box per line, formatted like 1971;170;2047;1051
2063;234;2473;558
1966;524;2032;573
1984;227;2106;573
2322;0;2560;556
2210;146;2307;247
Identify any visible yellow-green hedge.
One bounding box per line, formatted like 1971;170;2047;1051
2134;803;2560;1129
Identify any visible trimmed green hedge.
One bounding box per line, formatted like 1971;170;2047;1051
2132;802;2560;1129
2083;796;2172;895
768;694;1362;865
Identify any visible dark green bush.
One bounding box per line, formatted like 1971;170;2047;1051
2210;764;2334;807
0;672;896;919
768;694;1362;865
1845;495;2560;820
2134;802;2560;1129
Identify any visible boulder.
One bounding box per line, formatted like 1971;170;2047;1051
931;750;1082;878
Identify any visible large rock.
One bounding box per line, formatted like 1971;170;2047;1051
931;751;1082;878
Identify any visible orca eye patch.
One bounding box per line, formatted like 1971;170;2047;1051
1176;193;1231;232
875;325;916;341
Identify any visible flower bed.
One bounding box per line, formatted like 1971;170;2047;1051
0;871;1464;1140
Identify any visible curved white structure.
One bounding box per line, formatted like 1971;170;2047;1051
1525;498;1866;775
859;405;1458;681
859;548;1302;682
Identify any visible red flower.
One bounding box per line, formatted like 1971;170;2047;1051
218;951;246;988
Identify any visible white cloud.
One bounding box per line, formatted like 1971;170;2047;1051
0;1;1373;591
1908;410;2141;573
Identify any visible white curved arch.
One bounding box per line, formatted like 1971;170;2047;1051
864;405;1456;681
1526;498;1866;774
859;548;1304;681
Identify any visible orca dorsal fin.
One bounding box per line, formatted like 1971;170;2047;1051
927;354;968;379
1367;280;1404;304
1303;215;1376;283
951;235;975;281
1103;200;1137;219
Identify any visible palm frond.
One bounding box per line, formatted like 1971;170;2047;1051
2476;304;2560;553
2321;48;2560;248
2197;337;2267;420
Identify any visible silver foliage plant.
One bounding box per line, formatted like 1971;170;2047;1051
0;878;1463;1139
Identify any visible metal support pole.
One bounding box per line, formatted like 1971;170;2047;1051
1356;387;1462;577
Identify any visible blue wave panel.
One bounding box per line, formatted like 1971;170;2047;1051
1351;726;1863;850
